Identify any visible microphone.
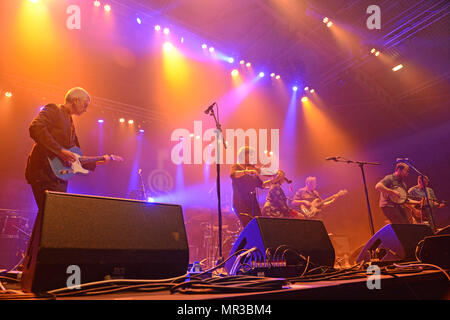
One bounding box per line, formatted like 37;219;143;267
326;156;339;161
396;158;410;162
204;102;216;114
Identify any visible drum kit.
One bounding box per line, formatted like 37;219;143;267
0;209;33;270
184;207;243;269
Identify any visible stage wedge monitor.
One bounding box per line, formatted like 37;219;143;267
225;217;335;274
356;224;433;264
22;192;189;293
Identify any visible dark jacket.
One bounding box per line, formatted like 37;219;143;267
25;104;81;184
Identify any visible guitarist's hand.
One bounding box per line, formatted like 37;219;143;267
102;155;111;164
58;149;77;166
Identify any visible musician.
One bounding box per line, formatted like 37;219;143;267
408;176;443;207
25;87;110;213
230;146;272;227
407;176;445;224
291;176;335;217
262;170;305;219
375;162;412;224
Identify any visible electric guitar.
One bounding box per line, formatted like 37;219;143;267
298;189;348;218
48;146;123;181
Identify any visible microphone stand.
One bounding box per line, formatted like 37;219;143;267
138;169;147;201
331;157;379;236
400;160;436;233
205;103;227;266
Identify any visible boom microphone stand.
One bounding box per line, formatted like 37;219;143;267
327;156;379;236
204;102;227;265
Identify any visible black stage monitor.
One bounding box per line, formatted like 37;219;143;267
22;192;189;293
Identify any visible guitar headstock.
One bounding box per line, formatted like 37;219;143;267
338;189;348;196
110;155;124;162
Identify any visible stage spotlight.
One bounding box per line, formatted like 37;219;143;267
163;41;173;52
269;151;273;156
147;197;155;202
104;4;111;12
246;62;251;67
128;120;134;125
323;17;329;23
239;60;245;65
163;27;170;35
209;47;215;53
180;37;184;43
154;25;161;31
195;135;200;140
119;118;125;123
392;64;404;72
136;18;142;24
304;86;309;91
259;72;265;78
97;119;104;123
93;1;101;7
227;57;234;63
375;51;380;56
327;21;333;27
189;133;194;138
292;86;298;91
5;91;12;98
310;89;315;93
275;75;280;80
201;44;207;49
139;129;145;133
231;69;239;77
270;73;275;77
370;48;376;54
301;96;308;102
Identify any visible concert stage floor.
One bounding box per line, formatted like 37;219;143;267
2;268;448;301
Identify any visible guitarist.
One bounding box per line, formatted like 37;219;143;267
375;162;412;224
408;176;445;223
291;176;335;219
25;87;111;214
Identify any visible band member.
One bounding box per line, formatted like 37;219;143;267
230;146;272;227
375;162;412;224
22;87;115;273
408;176;443;207
408;176;445;223
291;176;337;219
262;170;305;219
25;87;111;213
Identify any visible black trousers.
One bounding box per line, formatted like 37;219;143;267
30;179;68;214
22;180;67;271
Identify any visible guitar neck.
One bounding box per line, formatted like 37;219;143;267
79;155;106;164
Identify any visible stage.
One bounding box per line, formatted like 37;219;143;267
1;0;450;306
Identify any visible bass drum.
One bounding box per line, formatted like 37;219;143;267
0;212;31;270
